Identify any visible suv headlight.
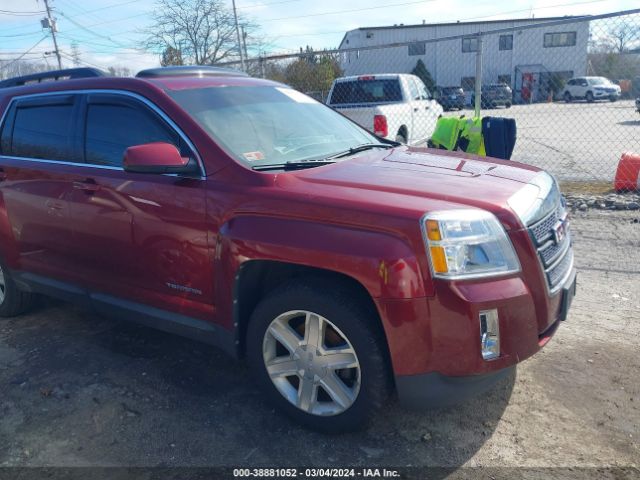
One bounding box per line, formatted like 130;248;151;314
422;209;520;279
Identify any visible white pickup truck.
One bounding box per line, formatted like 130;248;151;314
326;73;443;145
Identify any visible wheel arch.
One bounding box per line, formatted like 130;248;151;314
234;260;390;362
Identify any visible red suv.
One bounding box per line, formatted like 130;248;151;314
0;67;576;432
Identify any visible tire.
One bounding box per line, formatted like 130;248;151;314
564;92;572;103
609;96;617;102
246;278;391;433
505;101;512;108
586;91;594;103
0;262;36;318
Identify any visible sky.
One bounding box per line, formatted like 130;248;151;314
0;0;638;73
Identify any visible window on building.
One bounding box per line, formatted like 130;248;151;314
498;74;512;86
366;31;373;39
544;31;576;48
11;98;76;162
461;76;476;91
499;34;513;51
408;42;426;56
462;37;479;53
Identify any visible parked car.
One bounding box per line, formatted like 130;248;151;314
0;67;576;432
562;76;621;103
433;86;465;111
326;74;443;145
471;83;512;109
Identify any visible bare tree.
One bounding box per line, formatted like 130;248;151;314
144;0;259;65
608;23;639;53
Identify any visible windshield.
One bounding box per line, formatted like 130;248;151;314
169;86;378;167
329;79;403;105
588;77;610;86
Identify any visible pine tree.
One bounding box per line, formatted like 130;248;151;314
411;59;435;91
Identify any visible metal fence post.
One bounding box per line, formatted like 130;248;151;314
474;33;483;118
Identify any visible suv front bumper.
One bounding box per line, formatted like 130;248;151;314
377;266;576;408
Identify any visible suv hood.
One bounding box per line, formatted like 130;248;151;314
285;147;540;229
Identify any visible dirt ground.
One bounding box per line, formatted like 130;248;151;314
0;209;639;477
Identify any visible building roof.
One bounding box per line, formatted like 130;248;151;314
339;16;583;49
352;16;579;31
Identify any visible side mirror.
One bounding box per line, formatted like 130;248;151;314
123;142;198;175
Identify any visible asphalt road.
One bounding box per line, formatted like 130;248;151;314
0;209;639;476
443;99;640;182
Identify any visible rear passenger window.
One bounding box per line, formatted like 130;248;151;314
85;102;179;167
11;103;74;162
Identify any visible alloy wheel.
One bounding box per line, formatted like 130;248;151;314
262;310;361;416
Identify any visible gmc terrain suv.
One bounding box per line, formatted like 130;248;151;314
0;67;576;432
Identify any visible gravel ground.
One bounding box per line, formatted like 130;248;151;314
443;99;640;182
0;209;639;477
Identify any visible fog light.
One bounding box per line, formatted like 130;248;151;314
479;309;500;360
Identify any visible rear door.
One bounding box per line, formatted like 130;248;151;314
66;92;212;319
0;93;81;281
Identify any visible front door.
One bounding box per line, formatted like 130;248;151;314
66;92;212;319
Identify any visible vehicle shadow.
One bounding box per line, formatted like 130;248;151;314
617;120;640;126
4;300;514;472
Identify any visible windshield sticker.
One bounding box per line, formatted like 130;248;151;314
243;151;265;161
276;87;317;104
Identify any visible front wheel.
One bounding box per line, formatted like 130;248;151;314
564;92;572;103
246;279;391;433
586;91;594;103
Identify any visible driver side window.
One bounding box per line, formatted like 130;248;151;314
84;96;184;167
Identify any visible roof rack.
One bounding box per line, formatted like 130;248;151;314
0;67;106;89
136;66;248;79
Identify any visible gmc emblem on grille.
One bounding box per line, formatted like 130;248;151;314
552;219;567;245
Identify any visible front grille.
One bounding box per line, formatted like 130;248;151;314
528;201;574;293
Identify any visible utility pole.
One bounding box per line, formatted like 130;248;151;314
231;0;245;71
474;33;483;118
42;0;62;69
241;26;249;66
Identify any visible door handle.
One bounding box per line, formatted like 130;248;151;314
73;178;100;194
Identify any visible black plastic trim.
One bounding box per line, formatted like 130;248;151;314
12;271;237;358
395;366;515;409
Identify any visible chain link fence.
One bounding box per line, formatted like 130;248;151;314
219;9;640;273
222;9;640;183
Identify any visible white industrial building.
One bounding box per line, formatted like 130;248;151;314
338;17;590;103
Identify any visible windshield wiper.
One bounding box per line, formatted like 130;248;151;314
252;143;394;171
252;159;337;171
324;143;394;160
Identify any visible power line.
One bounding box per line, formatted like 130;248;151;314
260;0;435;22
57;11;130;48
0;36;49;71
0;9;46;16
0;31;43;38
